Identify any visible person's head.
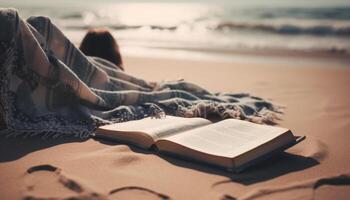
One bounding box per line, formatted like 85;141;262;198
80;28;124;70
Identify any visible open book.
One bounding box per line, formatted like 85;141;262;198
95;116;305;172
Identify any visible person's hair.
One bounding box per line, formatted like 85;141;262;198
79;28;124;70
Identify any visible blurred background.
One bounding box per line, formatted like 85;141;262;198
1;0;350;63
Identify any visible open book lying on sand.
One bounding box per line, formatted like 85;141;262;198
95;116;305;172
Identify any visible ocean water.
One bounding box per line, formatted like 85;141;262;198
2;0;350;59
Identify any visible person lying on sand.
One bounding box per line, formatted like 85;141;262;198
80;28;124;71
0;8;281;138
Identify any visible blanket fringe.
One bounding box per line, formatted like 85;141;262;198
175;101;283;125
0;128;92;139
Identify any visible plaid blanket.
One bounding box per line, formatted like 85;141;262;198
0;9;281;138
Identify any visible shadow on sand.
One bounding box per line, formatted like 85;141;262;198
161;151;318;185
96;138;319;185
0;135;88;162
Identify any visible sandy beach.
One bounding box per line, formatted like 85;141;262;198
0;51;349;200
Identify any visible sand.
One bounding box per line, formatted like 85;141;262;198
1;53;349;200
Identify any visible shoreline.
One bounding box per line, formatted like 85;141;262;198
121;45;350;68
66;29;350;69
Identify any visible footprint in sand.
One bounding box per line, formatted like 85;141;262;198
23;164;107;200
23;164;171;200
222;173;350;200
109;186;170;200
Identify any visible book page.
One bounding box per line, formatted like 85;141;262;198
107;116;212;140
163;119;290;158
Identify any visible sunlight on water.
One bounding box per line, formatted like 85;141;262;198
2;0;350;58
102;3;212;26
